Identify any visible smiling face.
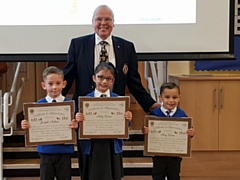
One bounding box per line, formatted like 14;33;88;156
92;6;115;40
93;69;115;93
41;73;66;99
160;88;180;110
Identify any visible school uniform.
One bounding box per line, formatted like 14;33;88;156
36;95;74;180
150;106;187;180
81;89;124;180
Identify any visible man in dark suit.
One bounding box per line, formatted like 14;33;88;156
62;4;160;178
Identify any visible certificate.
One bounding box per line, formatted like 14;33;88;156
23;101;76;146
79;96;130;139
144;115;192;157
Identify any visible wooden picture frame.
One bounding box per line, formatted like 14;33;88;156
144;115;192;157
23;101;76;146
78;96;130;139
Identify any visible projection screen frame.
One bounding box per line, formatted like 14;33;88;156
0;0;235;62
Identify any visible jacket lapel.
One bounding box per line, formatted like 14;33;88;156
86;34;95;77
112;36;123;69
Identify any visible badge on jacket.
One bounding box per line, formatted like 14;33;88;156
122;64;128;75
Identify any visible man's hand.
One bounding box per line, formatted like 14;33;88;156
149;103;161;111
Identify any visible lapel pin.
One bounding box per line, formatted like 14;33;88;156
122;64;128;75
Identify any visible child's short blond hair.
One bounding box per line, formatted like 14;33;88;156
42;66;64;80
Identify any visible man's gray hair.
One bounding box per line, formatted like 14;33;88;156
92;5;114;21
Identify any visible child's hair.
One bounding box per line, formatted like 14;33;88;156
160;82;180;95
42;66;64;80
94;62;117;77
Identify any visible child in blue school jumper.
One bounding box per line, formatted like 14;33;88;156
75;62;132;180
142;82;195;180
21;66;78;180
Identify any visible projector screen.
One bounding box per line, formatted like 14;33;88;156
0;0;235;62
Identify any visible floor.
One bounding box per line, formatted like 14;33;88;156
4;177;151;180
4;177;240;180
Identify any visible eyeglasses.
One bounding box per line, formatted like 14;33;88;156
94;17;113;23
96;75;114;82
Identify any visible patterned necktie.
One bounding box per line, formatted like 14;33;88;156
166;110;171;117
100;94;107;97
99;41;108;63
52;99;57;102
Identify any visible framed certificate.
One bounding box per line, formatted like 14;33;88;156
144;115;192;157
23;101;76;146
79;96;130;139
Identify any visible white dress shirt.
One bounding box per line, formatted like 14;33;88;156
161;106;177;117
94;89;110;97
94;34;116;68
46;94;65;103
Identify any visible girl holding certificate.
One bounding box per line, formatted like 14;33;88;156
142;82;195;180
76;62;132;180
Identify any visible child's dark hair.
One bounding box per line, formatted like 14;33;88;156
94;62;117;77
160;82;180;95
42;66;64;80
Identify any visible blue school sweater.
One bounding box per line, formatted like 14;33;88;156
150;107;188;118
36;97;74;154
82;91;125;154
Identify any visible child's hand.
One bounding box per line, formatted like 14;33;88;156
69;119;78;129
21;120;30;130
124;111;132;121
142;125;149;134
186;127;195;137
75;112;84;122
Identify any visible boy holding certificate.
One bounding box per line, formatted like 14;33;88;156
142;82;195;180
21;66;78;180
76;62;132;180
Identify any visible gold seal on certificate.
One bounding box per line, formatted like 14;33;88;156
79;96;130;139
144;115;192;157
23;101;75;146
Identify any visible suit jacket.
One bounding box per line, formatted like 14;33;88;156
62;33;155;112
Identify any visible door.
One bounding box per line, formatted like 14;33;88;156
218;80;240;150
179;80;219;150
